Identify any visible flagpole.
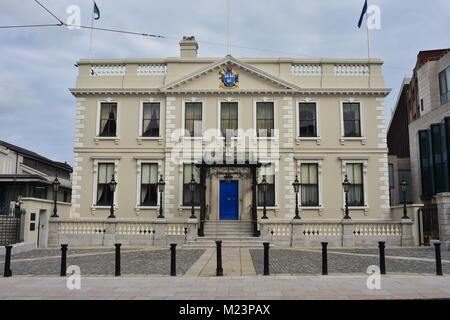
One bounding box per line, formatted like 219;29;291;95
226;0;230;56
88;1;95;59
365;11;371;87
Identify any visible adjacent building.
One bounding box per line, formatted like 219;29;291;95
388;48;450;248
0;140;72;248
0;141;72;214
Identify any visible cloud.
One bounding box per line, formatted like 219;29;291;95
0;0;449;164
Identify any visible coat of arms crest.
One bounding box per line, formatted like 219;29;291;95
219;66;239;89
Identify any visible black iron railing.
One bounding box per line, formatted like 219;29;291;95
0;216;22;246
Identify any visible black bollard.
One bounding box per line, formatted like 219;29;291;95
263;242;270;276
115;243;121;276
434;242;443;276
170;243;177;276
216;240;223;276
378;241;386;275
60;244;68;277
3;246;12;277
321;242;328;275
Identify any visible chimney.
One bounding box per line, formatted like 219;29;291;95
179;36;198;58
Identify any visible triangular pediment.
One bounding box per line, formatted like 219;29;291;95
161;56;300;92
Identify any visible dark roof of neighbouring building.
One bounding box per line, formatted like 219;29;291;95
0;140;72;172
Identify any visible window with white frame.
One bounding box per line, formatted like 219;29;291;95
99;103;117;137
257;163;275;206
182;164;201;206
220;102;238;137
342;102;361;137
185;102;202;137
346;163;364;206
140;163;158;206
96;163;115;205
300;163;319;206
256;102;274;137
298;103;317;137
142;103;160;137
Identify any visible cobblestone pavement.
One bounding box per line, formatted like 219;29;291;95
0;247;205;276
250;247;450;275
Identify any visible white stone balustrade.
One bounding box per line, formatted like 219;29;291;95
353;223;401;236
116;223;154;235
166;224;187;236
291;64;323;75
90;64;126;76
334;64;370;76
59;222;106;235
137;64;168;75
302;223;342;236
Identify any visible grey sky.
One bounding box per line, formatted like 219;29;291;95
0;0;449;164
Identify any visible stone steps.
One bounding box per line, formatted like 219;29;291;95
204;221;254;238
184;238;265;248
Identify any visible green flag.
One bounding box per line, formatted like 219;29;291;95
93;2;100;20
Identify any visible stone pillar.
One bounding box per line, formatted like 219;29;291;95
342;220;355;247
103;219;117;246
291;220;303;246
434;193;450;250
48;218;60;246
259;221;272;241
153;220;167;246
400;219;414;246
187;218;198;242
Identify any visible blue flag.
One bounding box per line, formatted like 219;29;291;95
357;0;368;28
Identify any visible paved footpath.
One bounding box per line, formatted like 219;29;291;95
1;275;450;300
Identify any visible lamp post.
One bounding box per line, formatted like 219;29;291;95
261;175;268;219
292;175;301;219
14;199;21;219
51;175;60;218
342;174;351;220
157;175;165;219
189;174;196;219
108;175;117;219
400;180;409;219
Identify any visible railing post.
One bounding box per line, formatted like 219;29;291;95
263;242;270;276
321;242;328;275
170;243;176;276
378;241;386;275
115;243;121;276
434;242;443;276
60;244;68;277
3;245;12;277
216;240;223;276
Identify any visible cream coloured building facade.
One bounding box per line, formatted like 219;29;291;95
50;37;419;247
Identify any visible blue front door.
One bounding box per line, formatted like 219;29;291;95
220;181;239;220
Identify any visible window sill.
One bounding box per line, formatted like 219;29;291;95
94;137;120;145
136;206;159;209
296;137;321;145
342;206;369;211
217;136;241;140
179;206;201;209
254;136;279;140
180;136;204;141
340;137;366;145
137;137;163;145
91;205;114;209
300;206;323;210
